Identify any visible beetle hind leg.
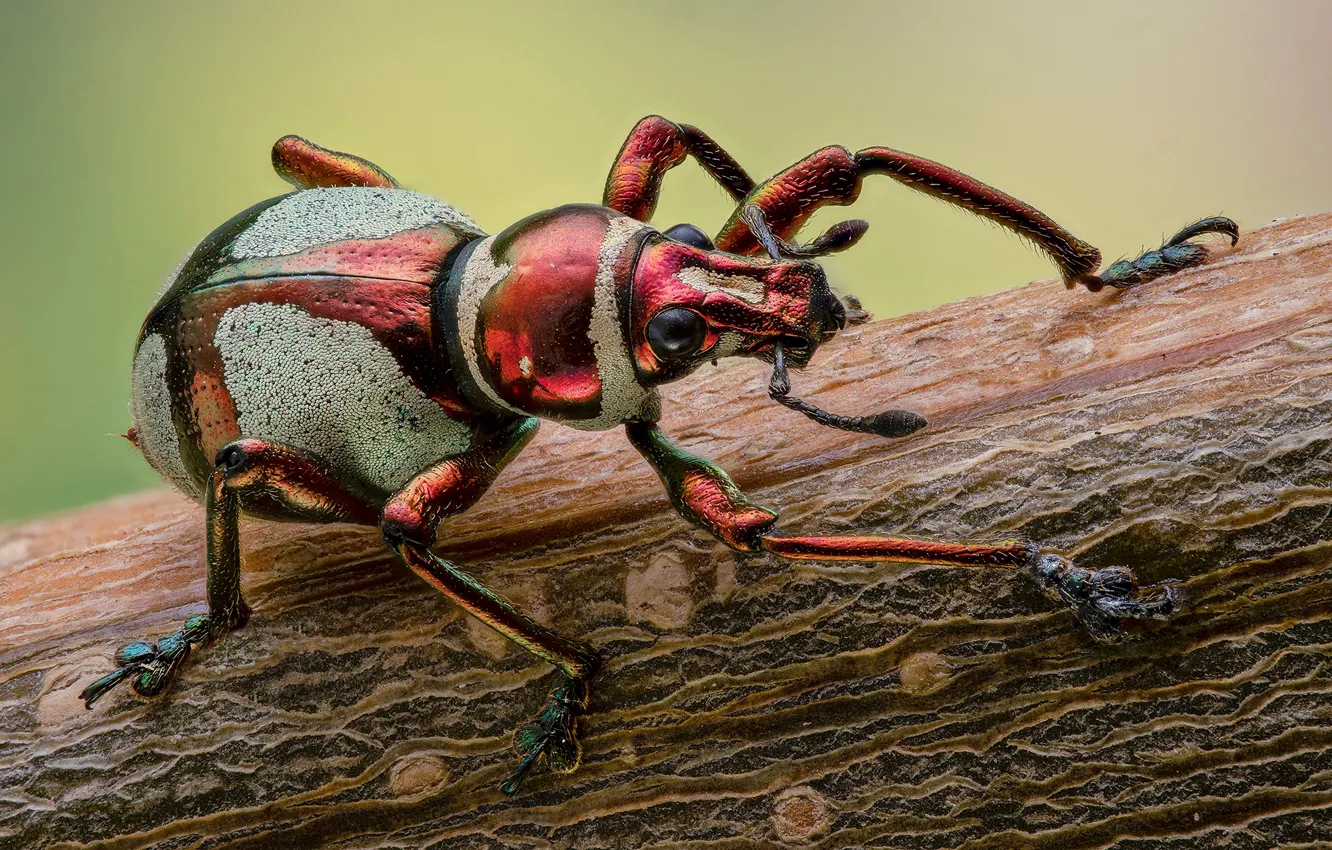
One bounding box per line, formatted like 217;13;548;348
81;439;380;709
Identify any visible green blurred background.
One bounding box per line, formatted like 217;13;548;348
1;1;1329;523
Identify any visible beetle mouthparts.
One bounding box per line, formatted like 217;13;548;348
767;340;926;439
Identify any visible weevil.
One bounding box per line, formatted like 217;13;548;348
83;116;1238;794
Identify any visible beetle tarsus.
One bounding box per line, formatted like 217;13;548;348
80;613;221;707
1091;216;1239;291
1026;553;1179;640
501;679;589;795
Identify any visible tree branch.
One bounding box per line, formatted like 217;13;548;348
3;213;1331;849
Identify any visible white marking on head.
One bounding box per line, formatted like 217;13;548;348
454;237;527;416
130;333;199;497
231;188;481;259
214;303;474;494
675;266;767;304
711;331;747;359
574;215;658;430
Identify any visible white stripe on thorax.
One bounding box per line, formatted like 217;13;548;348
454;236;528;416
569;215;657;430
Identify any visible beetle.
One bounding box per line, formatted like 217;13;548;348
82;116;1238;794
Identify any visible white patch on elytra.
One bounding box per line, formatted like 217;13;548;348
231;188;481;259
214;303;474;494
454;237;526;416
130;333;199;497
572;215;658;431
675;266;767;304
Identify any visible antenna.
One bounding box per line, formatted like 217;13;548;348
767;340;926;439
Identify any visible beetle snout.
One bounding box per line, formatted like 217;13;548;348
811;281;846;340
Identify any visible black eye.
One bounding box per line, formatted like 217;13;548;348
663;223;714;250
647;308;707;360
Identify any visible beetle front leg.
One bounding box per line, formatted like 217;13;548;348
81;439;380;708
713;144;1237;292
378;418;601;795
626;422;1177;641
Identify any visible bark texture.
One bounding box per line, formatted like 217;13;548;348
2;213;1330;850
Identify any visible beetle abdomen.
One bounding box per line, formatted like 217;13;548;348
131;188;494;504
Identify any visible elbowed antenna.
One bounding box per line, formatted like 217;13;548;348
768;340;926;439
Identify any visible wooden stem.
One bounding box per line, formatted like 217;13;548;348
3;213;1331;849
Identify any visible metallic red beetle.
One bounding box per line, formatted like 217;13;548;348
84;116;1238;793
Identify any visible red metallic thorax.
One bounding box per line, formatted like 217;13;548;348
474;209;610;421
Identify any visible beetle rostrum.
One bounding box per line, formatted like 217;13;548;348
87;116;1239;795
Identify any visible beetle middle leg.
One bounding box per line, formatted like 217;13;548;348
711;141;1237;291
81;439;380;707
626;421;1177;641
378;417;602;795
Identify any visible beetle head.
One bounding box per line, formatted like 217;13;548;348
448;203;913;438
628;231;847;385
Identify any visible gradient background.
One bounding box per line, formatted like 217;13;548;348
1;0;1329;523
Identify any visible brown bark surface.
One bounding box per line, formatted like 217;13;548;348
2;213;1330;850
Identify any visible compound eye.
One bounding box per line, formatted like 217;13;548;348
647;307;707;360
663;223;715;251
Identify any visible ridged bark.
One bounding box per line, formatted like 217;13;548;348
2;213;1329;850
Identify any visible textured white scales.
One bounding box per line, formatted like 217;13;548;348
230;188;481;259
130;333;200;497
454;236;526;417
675;266;767;304
582;215;659;430
214;303;474;495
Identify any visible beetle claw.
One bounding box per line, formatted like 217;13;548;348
500;680;588;795
81;614;217;708
1027;554;1181;640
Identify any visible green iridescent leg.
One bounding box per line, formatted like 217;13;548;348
380;418;599;795
81;440;379;708
81;465;249;707
1095;216;1239;289
387;541;600;795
